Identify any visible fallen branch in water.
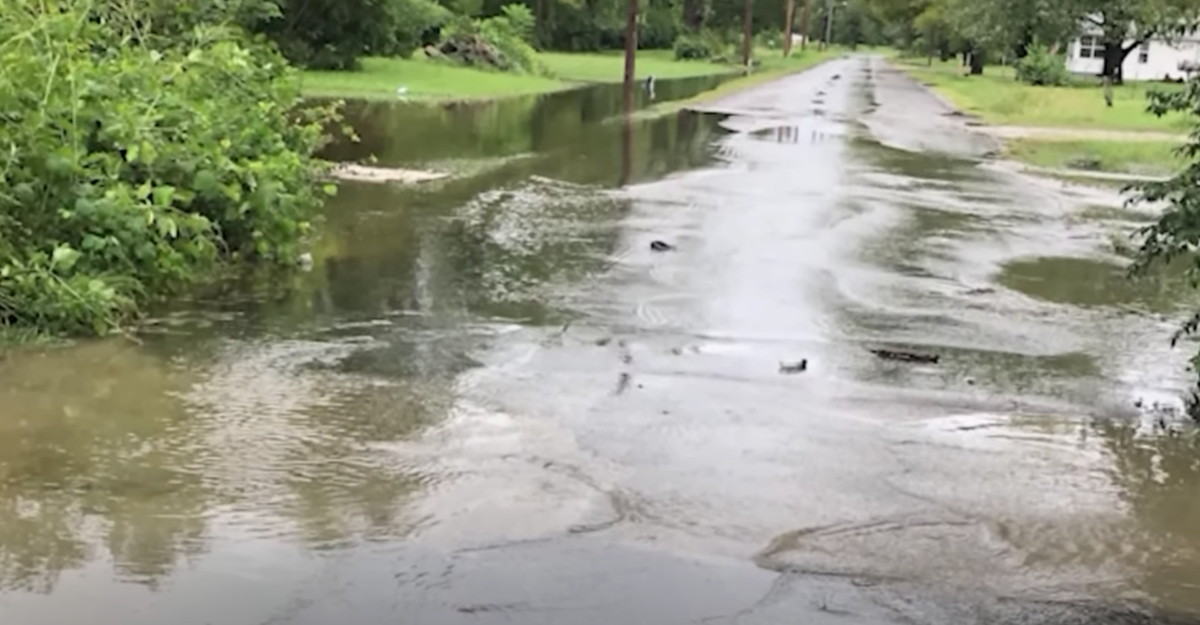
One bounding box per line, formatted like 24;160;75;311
869;348;939;364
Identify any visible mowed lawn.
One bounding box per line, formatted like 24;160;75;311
897;59;1191;132
540;49;735;82
301;50;738;100
299;56;567;100
1006;138;1185;176
299;47;864;100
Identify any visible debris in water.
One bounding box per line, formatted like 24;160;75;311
329;163;447;184
296;252;313;270
615;372;631;395
963;287;996;296
650;240;675;252
595;337;613;346
779;359;808;374
870;349;939;364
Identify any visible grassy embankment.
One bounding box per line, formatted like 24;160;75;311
895;58;1189;178
299;46;864;106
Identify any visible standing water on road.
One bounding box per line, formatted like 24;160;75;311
3;56;1200;625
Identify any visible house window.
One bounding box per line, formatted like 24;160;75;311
1138;41;1150;63
1078;35;1103;59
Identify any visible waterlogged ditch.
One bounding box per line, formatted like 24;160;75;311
3;55;1200;624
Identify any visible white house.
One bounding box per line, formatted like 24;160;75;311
1066;30;1200;81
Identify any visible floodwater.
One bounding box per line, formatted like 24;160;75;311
3;56;1200;624
320;72;735;167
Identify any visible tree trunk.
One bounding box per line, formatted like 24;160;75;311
623;0;638;113
798;0;810;50
783;0;795;57
1013;24;1033;59
969;48;984;75
1101;41;1134;84
741;0;753;67
683;0;703;31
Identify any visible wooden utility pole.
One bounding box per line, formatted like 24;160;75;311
623;0;638;114
783;0;796;57
741;0;753;68
821;0;833;50
620;116;633;186
799;0;810;50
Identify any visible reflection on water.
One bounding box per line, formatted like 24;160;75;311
321;74;734;167
1099;422;1200;612
6;67;1200;623
999;256;1198;313
835;134;1200;616
0;96;725;600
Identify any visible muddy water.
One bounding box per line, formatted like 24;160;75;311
320;72;735;167
4;56;1200;625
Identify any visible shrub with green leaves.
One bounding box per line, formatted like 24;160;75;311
673;30;726;61
1131;80;1200;419
432;4;544;74
1015;42;1070;86
0;0;339;336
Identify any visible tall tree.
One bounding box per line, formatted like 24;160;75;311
1073;0;1200;83
742;0;753;65
799;0;810;47
783;0;796;55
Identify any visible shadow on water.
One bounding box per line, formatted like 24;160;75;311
321;74;735;167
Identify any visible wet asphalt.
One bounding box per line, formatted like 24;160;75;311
255;57;1192;624
4;55;1200;625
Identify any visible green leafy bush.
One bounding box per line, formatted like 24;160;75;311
1015;43;1070;86
640;2;682;49
430;5;544;74
250;0;448;69
375;0;453;58
0;0;338;335
673;30;725;60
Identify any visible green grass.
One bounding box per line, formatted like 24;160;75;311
896;58;1190;132
1006;138;1184;177
300;46;884;101
300;56;567;100
540;49;735;82
299;50;735;100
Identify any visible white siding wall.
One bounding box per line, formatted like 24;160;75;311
1065;35;1200;81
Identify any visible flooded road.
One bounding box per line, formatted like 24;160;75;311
4;56;1200;624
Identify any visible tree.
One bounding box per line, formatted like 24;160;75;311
1071;0;1200;83
1131;82;1200;413
249;0;451;70
783;0;795;55
0;0;338;335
